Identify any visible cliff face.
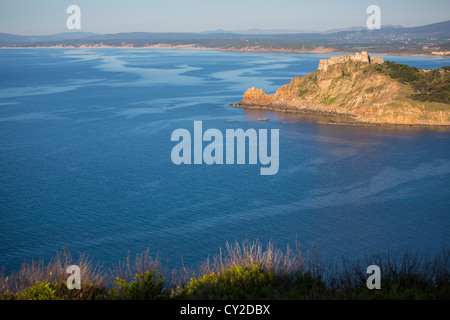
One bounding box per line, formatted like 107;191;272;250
242;87;274;105
236;58;450;126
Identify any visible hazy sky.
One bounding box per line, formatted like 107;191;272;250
0;0;449;35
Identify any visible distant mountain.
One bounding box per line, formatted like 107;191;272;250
388;20;450;34
0;20;448;50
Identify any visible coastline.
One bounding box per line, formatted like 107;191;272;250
1;45;448;58
0;44;212;50
230;103;450;129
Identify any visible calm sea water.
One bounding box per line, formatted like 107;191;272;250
0;49;449;272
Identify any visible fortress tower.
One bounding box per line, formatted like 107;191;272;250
318;52;384;71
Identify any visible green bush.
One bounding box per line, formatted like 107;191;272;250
16;282;61;300
1;281;108;300
174;264;329;300
109;270;167;300
177;265;279;300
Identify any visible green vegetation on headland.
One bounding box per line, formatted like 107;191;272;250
1;240;448;300
373;62;450;104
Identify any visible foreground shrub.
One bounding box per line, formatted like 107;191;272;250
15;282;61;300
109;270;168;300
176;265;278;300
174;265;329;300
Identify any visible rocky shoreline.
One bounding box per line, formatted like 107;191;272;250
229;103;450;128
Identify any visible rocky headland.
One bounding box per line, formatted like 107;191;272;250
232;52;450;126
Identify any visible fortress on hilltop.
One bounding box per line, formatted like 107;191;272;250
318;51;384;71
233;50;450;127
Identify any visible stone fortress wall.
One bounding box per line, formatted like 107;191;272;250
318;51;384;71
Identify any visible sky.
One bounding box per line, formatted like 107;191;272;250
0;0;449;35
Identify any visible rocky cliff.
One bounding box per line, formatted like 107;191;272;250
233;57;450;126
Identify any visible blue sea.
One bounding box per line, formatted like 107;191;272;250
0;49;449;272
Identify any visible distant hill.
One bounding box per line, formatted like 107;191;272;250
322;24;404;34
389;20;450;35
200;28;319;34
0;20;448;55
0;32;96;43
